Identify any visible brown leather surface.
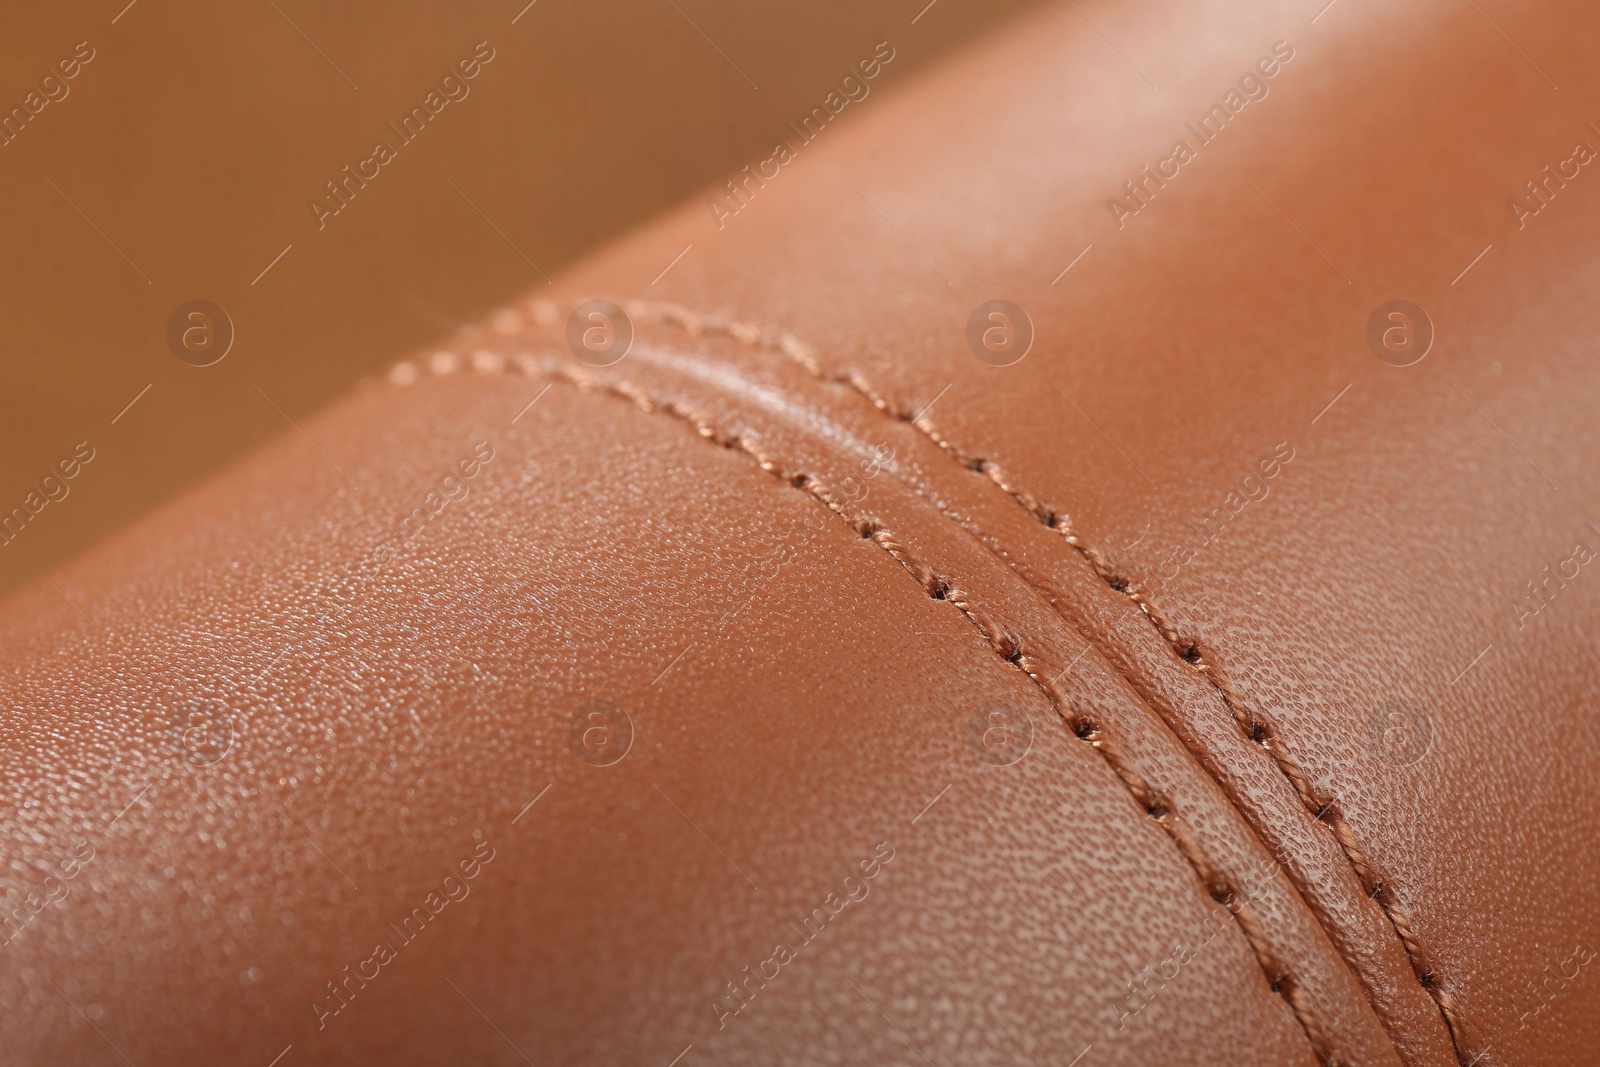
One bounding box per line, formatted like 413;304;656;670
2;367;1345;1066
4;0;1599;1065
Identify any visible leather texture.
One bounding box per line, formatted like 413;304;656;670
4;0;1599;1064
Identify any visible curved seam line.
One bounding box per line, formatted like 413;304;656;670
603;298;1470;1064
395;350;1339;1064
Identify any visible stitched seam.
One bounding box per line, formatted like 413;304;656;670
398;350;1341;1064
606;299;1470;1064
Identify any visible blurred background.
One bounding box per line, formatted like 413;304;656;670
0;0;1036;597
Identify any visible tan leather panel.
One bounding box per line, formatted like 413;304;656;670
5;371;1317;1065
5;0;1597;1064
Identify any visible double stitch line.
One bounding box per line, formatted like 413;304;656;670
395;347;1342;1063
605;297;1469;1063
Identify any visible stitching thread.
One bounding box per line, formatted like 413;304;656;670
396;348;1341;1063
606;298;1469;1063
